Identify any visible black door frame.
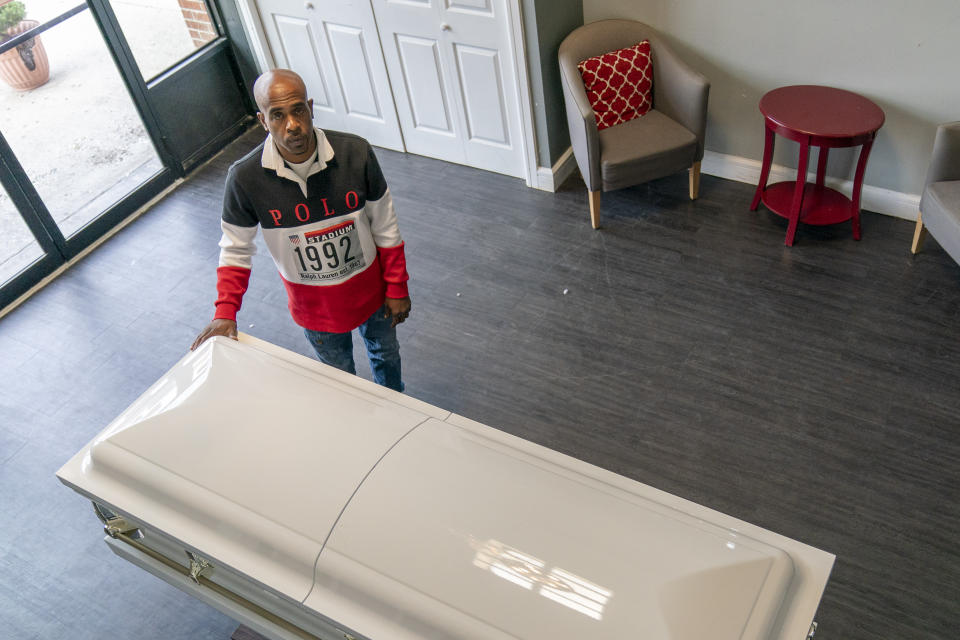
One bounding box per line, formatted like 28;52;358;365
0;0;256;310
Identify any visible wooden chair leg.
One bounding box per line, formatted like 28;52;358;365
588;190;601;229
911;210;927;254
689;161;701;200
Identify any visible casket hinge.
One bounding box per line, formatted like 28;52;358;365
185;550;213;584
807;621;818;639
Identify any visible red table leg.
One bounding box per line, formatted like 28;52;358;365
750;125;775;210
816;147;829;187
785;137;810;246
849;135;875;241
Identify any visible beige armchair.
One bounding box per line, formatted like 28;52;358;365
559;20;710;229
911;122;960;266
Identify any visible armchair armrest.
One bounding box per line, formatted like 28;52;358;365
558;50;601;192
925;121;960;187
650;37;710;160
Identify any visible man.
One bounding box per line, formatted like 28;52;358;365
191;69;411;392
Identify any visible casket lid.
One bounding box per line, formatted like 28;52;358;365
59;336;832;639
57;336;447;601
307;414;833;640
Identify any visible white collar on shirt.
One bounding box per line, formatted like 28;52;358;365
261;127;336;196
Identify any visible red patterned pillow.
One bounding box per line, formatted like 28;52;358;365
577;40;653;131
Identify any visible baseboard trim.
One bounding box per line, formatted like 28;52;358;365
702;150;920;221
529;147;919;220
534;147;577;192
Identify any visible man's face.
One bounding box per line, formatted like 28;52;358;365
257;78;316;163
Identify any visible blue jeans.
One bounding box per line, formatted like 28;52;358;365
303;306;404;392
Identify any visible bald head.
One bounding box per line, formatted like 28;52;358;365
254;68;316;163
253;69;308;113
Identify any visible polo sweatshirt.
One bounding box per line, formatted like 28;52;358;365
213;128;409;333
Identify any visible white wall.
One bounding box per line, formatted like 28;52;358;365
585;0;960;202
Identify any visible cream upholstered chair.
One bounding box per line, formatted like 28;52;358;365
559;20;709;229
911;122;960;266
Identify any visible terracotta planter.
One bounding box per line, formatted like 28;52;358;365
0;19;49;91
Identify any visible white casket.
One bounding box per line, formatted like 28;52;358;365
57;335;833;640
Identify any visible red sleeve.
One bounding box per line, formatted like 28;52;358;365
214;265;251;321
377;242;409;299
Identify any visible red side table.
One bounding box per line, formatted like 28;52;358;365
749;85;884;246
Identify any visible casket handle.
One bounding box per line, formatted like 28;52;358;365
93;502;141;539
92;502;330;640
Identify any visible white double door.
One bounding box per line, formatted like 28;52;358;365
255;0;526;179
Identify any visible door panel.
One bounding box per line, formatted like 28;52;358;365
148;43;250;172
440;0;523;176
396;36;457;136
257;0;404;151
455;44;509;146
446;0;494;15
273;16;336;114
265;10;344;128
390;23;467;164
326;24;382;120
372;0;524;177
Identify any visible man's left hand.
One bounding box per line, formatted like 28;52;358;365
384;296;412;328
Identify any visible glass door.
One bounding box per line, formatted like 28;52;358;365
94;0;253;173
0;0;256;309
0;2;164;239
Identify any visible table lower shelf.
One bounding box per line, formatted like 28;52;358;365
760;182;854;225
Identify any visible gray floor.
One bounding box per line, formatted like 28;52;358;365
1;127;958;639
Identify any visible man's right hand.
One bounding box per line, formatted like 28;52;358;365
191;319;238;351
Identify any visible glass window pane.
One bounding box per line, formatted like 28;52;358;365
0;10;163;238
0;187;44;285
110;0;219;81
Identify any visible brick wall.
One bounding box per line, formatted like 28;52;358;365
177;0;217;48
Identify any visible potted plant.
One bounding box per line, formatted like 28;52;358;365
0;0;49;91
